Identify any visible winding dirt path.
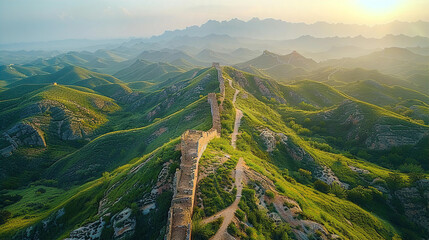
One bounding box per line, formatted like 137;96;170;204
202;158;245;239
200;79;245;239
327;67;340;81
230;79;243;149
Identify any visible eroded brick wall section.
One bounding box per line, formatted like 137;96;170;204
213;62;225;106
208;93;221;134
166;88;222;240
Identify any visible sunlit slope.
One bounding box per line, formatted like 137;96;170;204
46;95;212;186
194;70;408;239
113;59;186;83
7;66;123;88
339;80;429;107
1;139;181;240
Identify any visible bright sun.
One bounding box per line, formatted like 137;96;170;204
357;0;400;13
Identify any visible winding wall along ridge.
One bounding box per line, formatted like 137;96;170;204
165;64;224;240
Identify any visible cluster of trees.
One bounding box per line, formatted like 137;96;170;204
295;168;414;206
287;120;311;135
192;217;223;240
0;193;22;208
0;210;11;225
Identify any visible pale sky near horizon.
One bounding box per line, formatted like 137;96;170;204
0;0;428;43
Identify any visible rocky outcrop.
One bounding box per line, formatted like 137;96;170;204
365;122;428;150
16;208;65;239
259;127;288;152
1;122;46;157
135;73;213;122
319;99;429;150
66;208;137;240
1;97;114;157
314;166;349;189
23;100;101;141
112;208;136;239
227;69;249;88
258;127;348;188
245;169;336;240
67;218;105;240
254;77;286;104
348;165;369;174
392;180;429;232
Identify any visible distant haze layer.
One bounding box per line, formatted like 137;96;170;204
1;0;429;43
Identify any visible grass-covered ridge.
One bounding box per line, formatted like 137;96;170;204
46;96;213;186
194;67;428;239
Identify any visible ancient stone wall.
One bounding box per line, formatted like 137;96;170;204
213;63;225;103
208;93;221;134
166;91;221;240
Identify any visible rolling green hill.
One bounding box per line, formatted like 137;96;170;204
0;65;48;87
135;49;207;66
0;84;120;191
46;96;212;185
234;50;317;81
321;47;429;77
0;48;428;240
339;80;429;106
113;59;185;83
7;66;123;88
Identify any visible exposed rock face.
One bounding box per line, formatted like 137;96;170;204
67;218;105;240
22;100;99;141
128;73;213;122
139;161;173;214
314;166;349;189
1;97;114;156
320;100;364;142
17;208;65;239
349;165;369;174
1;122;46;157
228;69;249;88
287;91;308;106
254;77;272;97
393;180;429;232
112;208;136;238
258;127;312;162
254;77;286;104
319;99;428;150
258;127;348;188
365;123;427;150
259;127;288;152
245;169;336;240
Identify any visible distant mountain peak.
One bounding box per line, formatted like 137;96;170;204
156;18;429;40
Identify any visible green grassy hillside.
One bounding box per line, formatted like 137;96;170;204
1;48;428;240
113;59;185;83
46;96;212;186
321;47;429;77
193;69;427;240
0;65;48;87
8;66;123;88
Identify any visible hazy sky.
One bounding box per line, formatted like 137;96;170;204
1;0;428;43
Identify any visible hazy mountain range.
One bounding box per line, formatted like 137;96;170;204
157;18;429;40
